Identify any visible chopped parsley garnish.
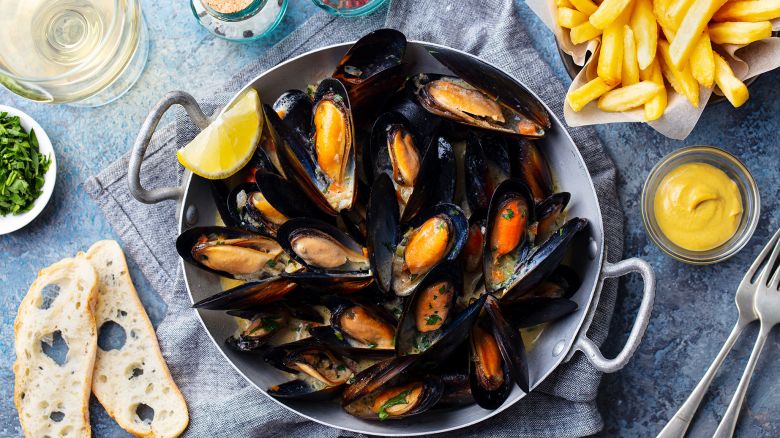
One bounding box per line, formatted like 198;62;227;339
334;331;345;341
266;259;277;268
367;341;378;349
392;307;402;318
521;209;527;218
501;208;515;220
377;390;411;420
439;284;447;294
0;112;51;216
336;364;347;372
425;314;442;326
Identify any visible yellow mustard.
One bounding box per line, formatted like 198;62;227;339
654;162;743;251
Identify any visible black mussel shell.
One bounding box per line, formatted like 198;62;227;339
338;179;370;242
391;203;468;297
503;298;578;329
332;29;407;126
281;271;373;294
176;226;290;281
469;319;512;409
535;192;571;245
510;138;553;203
210;181;250;231
395;262;463;356
412;73;546;138
385;91;442;148
255;172;328;221
413;294;487;369
224;182;284;236
425;49;551;133
192;276;298;310
268;379;344;401
267;345;356;400
342;355;417;406
225;306;293;352
317;296;397;352
344;376;443;421
464;131;511;213
501;217;589;303
483;179;537;293
484;294;529;392
277;218;369;274
438;372;474;407
366;174;400;295
273;90;314;150
401;135;455;223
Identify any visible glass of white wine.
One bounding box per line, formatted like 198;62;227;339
0;0;149;107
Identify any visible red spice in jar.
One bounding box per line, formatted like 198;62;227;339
322;0;370;8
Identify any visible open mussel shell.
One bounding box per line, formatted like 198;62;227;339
369;112;425;211
412;73;546;138
222;182;288;236
535;192;571;245
273;89;313;149
255;172;329;222
510;138;553;203
223;300;324;352
192;276;298;310
267;345;356;401
469;320;512;409
225;309;287;352
314;296;397;352
391;203;468;297
332;28;407;126
272;79;357;215
176;226;290;281
281;271;373;294
438;372;474;407
501;217;589;303
464;131;511;213
425;49;551;134
278;218;369;274
395;262;463;356
385;89;442;149
484;294;529;393
366;174;400;295
483;179;537;293
400;135;456;223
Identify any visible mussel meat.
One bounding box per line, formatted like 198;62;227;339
278;218;369;273
469;322;511;409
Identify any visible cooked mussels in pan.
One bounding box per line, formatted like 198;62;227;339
174;29;591;420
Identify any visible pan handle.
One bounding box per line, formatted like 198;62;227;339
128;91;210;204
568;258;655;373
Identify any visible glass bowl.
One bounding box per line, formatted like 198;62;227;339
641;146;760;265
191;0;288;42
310;0;388;17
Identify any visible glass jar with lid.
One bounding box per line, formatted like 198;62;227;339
191;0;287;42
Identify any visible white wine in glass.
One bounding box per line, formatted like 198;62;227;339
0;0;149;106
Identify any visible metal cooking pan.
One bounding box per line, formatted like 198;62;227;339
128;40;656;436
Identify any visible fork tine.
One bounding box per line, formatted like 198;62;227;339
743;227;780;285
757;228;780;288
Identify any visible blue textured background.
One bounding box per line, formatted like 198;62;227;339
1;1;778;436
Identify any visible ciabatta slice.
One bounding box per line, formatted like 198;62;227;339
84;240;189;438
14;257;99;438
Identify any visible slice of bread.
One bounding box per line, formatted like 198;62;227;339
84;240;189;438
14;257;99;438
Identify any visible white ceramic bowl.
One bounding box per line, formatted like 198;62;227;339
0;105;56;235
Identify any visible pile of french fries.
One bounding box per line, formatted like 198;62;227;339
560;0;780;119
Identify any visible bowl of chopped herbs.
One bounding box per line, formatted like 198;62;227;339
0;105;55;235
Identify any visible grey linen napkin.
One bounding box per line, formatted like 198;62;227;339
84;0;624;436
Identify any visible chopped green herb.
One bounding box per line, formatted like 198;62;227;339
392;307;402;318
266;259;277;268
438;285;447;294
377;390;411;420
501;208;515;220
425;314;442;326
521;209;527;218
336;364;347;372
334;331;345;341
367;341;378;349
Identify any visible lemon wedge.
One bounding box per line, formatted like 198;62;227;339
177;89;262;179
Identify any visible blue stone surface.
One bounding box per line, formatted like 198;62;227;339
0;1;778;436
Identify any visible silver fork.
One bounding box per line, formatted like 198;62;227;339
713;228;780;438
657;228;780;438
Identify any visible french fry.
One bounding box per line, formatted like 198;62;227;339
589;0;634;29
598;21;626;85
597;81;664;111
665;0;696;29
631;0;658;69
709;21;773;45
571;0;600;15
659;40;700;107
567;77;618;111
669;0;729;69
623;26;641;84
571;21;604;43
558;7;590;28
640;57;668;120
713;0;780;22
713;52;749;107
557;0;575;7
690;30;715;87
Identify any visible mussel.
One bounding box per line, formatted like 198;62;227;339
395;263;462;355
535;192;571;245
272;79;357;215
464;131;511;214
366;174;400;295
413;74;545;137
511;138;553;203
369;112;425;212
469;321;511;409
176;227;291;281
225;302;325;352
483;180;536;293
192;276;298;310
391;204;468;297
311;296;398;352
268;345;356;400
278;218;369;273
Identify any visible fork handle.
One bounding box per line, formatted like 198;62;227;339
657;320;748;438
712;325;769;438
